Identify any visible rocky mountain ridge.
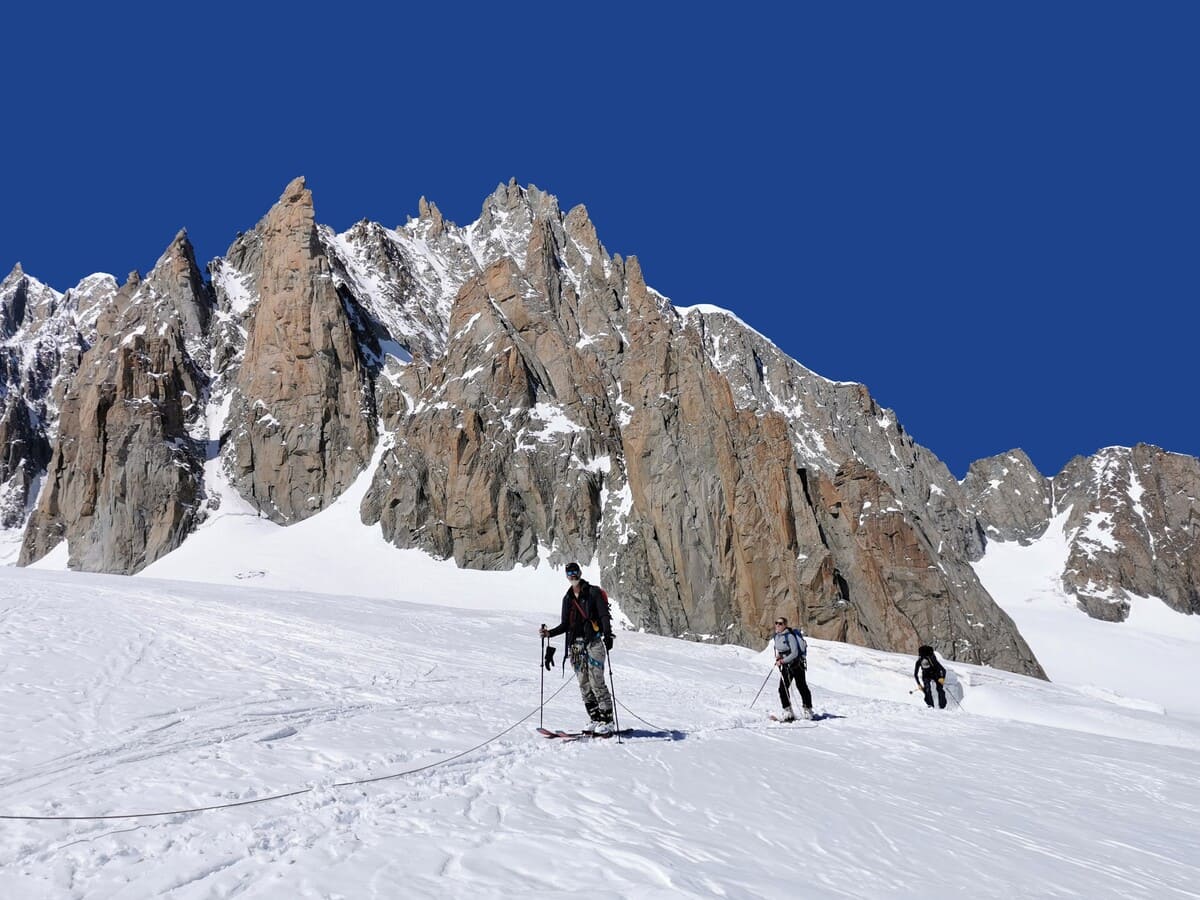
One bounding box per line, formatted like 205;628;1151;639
964;445;1200;621
3;178;1193;675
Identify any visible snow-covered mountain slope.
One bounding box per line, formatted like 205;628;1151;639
33;432;1196;724
1;566;1198;899
130;439;578;613
966;444;1200;624
975;510;1200;719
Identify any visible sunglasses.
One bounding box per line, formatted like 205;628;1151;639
774;620;786;626
566;572;581;579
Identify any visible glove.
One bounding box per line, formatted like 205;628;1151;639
544;645;556;671
937;677;945;685
604;634;614;651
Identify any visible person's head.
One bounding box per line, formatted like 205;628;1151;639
565;562;582;584
918;644;934;658
774;617;787;632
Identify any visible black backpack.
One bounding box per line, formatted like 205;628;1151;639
918;645;945;677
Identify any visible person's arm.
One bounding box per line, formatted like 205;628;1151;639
914;659;922;684
597;588;613;646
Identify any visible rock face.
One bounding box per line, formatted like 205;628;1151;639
966;445;1200;621
225;178;375;523
0;265;114;531
28;176;1200;677
961;449;1053;544
357;184;1043;676
1055;445;1200;620
19;233;212;572
0;266;61;527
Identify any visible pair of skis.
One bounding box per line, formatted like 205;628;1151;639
536;727;631;741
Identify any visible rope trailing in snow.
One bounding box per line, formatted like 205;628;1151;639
0;678;576;822
615;698;669;733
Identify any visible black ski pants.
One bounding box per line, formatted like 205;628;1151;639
921;672;947;708
779;660;812;711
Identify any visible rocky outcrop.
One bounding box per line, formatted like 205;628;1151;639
224;177;375;523
603;258;819;647
805;461;1040;673
362;252;617;570
1054;445;1200;620
0;266;100;530
962;449;1052;544
967;444;1200;622
360;186;1044;675
1;266;57;526
0;394;51;528
19;232;213;573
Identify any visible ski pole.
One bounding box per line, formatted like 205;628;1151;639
606;643;623;744
750;664;775;709
539;628;546;729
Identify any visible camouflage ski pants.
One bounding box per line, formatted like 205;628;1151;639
570;637;612;721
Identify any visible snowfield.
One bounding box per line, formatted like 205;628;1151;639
2;567;1199;899
974;511;1200;721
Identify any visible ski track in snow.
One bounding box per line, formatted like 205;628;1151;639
1;568;1199;898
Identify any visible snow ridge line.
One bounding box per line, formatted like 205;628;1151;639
0;678;577;822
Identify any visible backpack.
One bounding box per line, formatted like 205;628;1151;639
917;645;945;678
788;628;808;658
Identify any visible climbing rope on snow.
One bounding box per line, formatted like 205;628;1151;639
0;678;576;822
615;698;669;733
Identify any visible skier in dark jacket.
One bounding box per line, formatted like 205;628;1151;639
914;644;947;709
539;562;614;733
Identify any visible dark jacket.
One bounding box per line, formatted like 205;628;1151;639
545;579;612;646
914;649;946;683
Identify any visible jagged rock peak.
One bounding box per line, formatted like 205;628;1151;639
564;204;604;262
125;270;141;288
962;448;1051;545
282;175;307;198
484;179;560;221
415;196;446;235
417;196;440;219
0;263;57;306
225;169;374;525
154;229;199;267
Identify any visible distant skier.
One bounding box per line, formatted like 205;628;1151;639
539;562;615;734
773;617;813;721
914;645;947;709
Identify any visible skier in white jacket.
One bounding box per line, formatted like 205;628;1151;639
773;617;813;721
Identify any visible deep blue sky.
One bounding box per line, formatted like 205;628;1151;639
3;3;1196;478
